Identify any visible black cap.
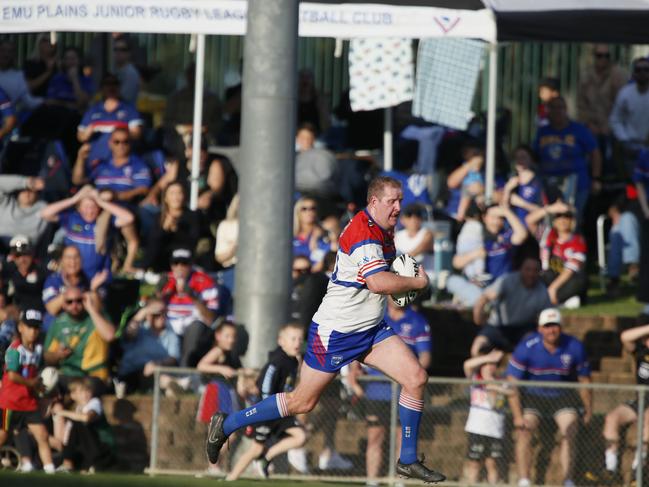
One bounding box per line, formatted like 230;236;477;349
20;308;43;328
9;235;32;255
170;248;192;264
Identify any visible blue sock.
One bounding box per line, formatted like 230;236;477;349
223;392;288;436
398;392;423;465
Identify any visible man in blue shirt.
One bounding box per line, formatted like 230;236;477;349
0;87;16;148
533;96;602;223
507;308;592;487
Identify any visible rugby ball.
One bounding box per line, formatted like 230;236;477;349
40;367;59;394
390;254;420;307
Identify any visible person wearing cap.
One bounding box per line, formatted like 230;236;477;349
0;174;48;250
539;207;587;307
507;308;592;487
157;247;219;367
3;235;47;312
0;308;56;473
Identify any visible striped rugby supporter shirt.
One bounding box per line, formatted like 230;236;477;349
312;209;395;335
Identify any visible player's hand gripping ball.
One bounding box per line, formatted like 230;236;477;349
390;254;420;307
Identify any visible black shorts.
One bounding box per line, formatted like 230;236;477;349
251;416;302;444
358;398;392;426
623;397;649;413
478;325;536;352
466;433;504;461
522;391;582;419
0;408;43;432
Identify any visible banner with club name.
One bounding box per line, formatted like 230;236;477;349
0;0;496;41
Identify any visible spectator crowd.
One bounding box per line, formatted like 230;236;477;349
0;34;648;484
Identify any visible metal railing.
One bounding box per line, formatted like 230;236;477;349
148;366;649;486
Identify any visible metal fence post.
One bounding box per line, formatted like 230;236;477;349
149;367;161;474
388;380;398;485
637;387;646;487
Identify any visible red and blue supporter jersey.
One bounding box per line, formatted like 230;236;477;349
633;149;649;198
514;176;544;224
385;307;432;357
59;210;112;279
484;228;515;281
79;101;142;163
90;155;152;195
506;332;590;397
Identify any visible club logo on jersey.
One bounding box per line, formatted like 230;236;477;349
560;354;572;367
331;355;344;366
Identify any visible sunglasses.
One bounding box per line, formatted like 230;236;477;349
293;267;310;274
65;298;83;305
594;52;610;59
112;139;130;145
171;260;191;266
300;206;317;212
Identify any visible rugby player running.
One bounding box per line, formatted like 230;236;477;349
206;176;445;483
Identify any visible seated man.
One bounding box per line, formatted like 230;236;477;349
158;248;219;367
507;308;592;487
72;127;151;273
117;298;180;393
43;285;115;392
472;256;551;356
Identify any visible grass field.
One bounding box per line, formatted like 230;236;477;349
0;472;341;487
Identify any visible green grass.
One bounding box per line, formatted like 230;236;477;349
0;472;340;487
562;274;643;317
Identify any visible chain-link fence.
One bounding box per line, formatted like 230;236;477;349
148;367;649;486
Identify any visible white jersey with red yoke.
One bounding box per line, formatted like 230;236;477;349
312;209;396;336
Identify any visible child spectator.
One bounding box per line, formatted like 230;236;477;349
195;321;243;474
225;323;306;480
0;309;55;473
606;194;640;296
55;377;115;472
454;202;485;282
539;209;587;306
463;348;508;485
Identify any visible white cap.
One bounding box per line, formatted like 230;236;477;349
538;308;562;327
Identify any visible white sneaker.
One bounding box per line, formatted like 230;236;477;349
518;478;531;487
19;462;34;473
322;451;353;470
287;448;309;474
43;463;55;474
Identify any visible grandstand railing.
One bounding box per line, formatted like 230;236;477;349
149;366;649;486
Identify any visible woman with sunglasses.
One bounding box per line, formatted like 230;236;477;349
292;197;334;272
